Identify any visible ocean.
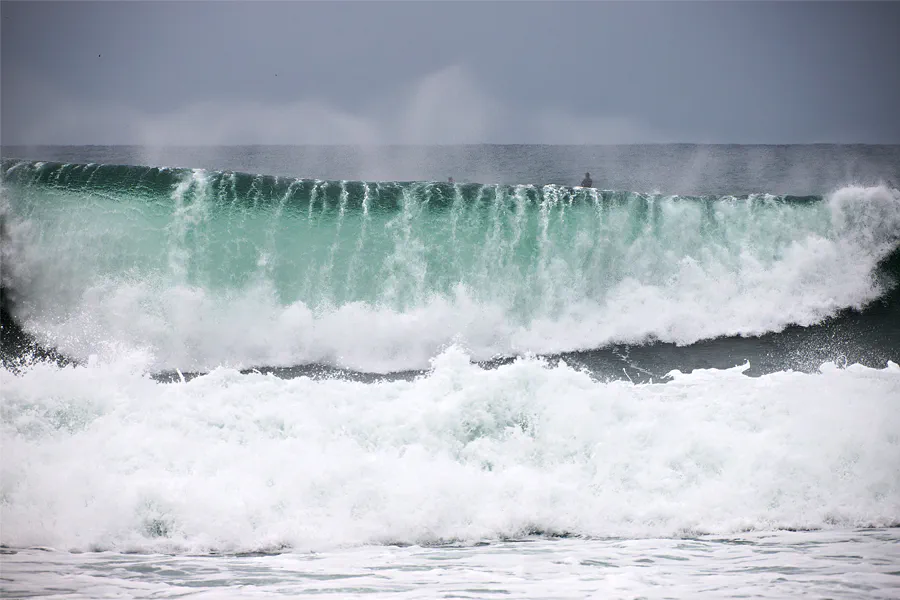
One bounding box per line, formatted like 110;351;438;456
1;144;899;598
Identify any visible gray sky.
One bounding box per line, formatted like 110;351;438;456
2;1;899;145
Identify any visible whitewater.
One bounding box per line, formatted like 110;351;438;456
1;145;899;598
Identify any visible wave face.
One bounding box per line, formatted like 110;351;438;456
2;159;900;372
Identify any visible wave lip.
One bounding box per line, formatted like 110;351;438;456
2;159;899;372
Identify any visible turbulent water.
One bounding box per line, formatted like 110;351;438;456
1;146;899;598
2;157;899;374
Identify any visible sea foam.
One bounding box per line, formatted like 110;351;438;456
2;348;898;553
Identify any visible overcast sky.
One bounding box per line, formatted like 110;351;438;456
2;1;899;145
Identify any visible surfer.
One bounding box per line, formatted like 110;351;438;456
448;177;454;184
581;172;593;188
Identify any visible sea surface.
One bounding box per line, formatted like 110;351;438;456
1;144;899;598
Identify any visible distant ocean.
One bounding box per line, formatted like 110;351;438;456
2;144;899;598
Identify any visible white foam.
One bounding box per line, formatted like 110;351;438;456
2;348;898;553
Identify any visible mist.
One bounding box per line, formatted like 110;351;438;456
3;1;899;147
4;65;667;147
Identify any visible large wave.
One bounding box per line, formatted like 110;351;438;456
2;159;899;555
2;159;899;372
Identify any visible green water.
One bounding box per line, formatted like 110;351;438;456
2;160;839;319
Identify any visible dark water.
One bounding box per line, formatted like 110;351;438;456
5;144;899;194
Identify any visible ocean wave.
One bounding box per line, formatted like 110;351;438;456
2;160;899;372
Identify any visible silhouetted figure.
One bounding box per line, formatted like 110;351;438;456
581;172;592;188
448;177;454;184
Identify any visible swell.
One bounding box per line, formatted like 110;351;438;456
2;159;899;374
